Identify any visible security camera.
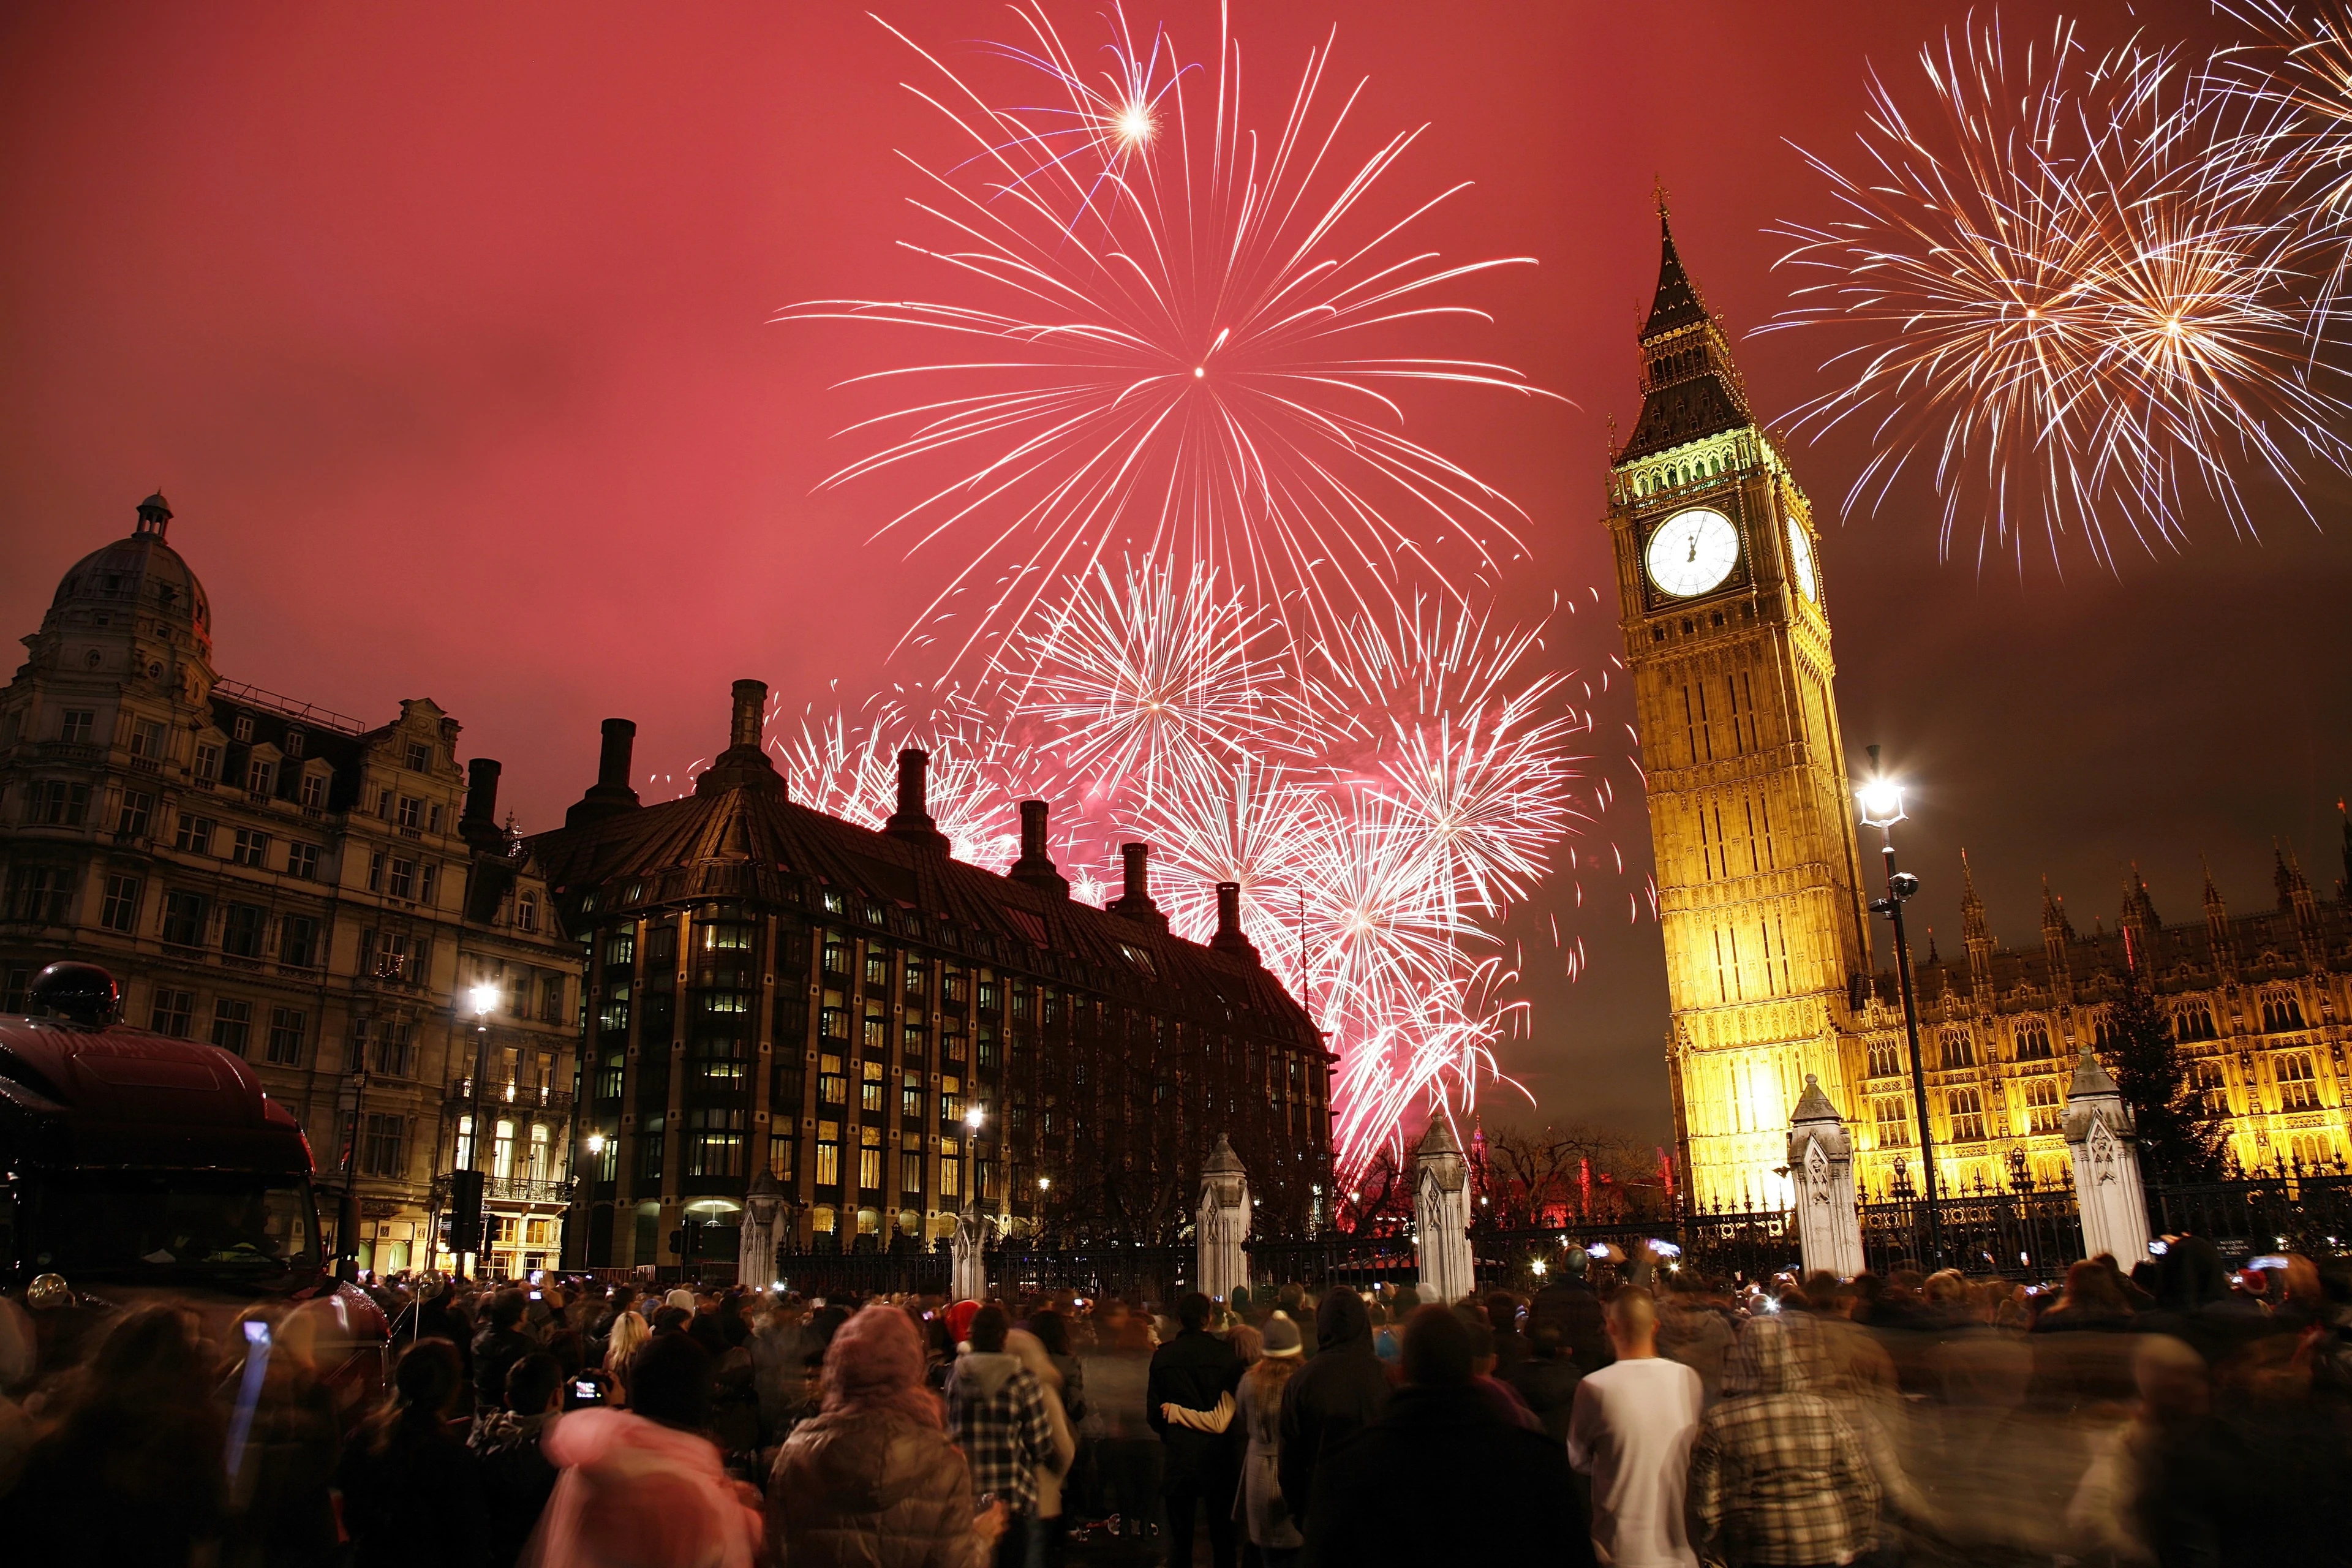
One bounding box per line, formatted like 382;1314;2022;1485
1889;872;1921;900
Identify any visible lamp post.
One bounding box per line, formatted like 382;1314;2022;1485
1857;749;1940;1268
963;1102;984;1212
466;981;498;1278
337;1067;371;1279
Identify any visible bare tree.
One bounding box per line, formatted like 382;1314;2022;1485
1484;1121;1660;1224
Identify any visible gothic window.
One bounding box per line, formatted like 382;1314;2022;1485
2014;1023;2052;1061
1872;1097;1910;1147
2192;1057;2229;1117
2274;1052;2320;1112
2022;1077;2063;1136
2173;1003;2216;1041
2288;1133;2337;1170
1945;1087;1987;1143
2261;993;2308;1033
1940;1028;1976;1069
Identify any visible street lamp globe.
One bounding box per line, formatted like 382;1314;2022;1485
467;981;500;1019
1856;777;1905;829
586;1133;607;1156
964;1105;984;1132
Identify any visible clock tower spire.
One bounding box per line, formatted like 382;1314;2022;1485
1607;211;1872;1208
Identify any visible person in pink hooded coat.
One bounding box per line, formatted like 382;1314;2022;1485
525;1332;763;1568
769;1303;1006;1568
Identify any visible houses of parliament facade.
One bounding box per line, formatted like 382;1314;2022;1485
1609;217;2352;1209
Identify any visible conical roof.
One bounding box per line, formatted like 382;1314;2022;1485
1642;216;1709;338
1790;1072;1841;1125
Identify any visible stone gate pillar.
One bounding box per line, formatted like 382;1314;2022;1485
951;1200;992;1304
2064;1050;2152;1265
1414;1118;1475;1303
1788;1074;1865;1278
1197;1134;1252;1303
737;1169;783;1290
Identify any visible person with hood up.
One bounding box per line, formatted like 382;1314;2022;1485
948;1305;1057;1568
768;1304;1007;1568
527;1330;762;1568
1685;1315;1878;1568
1276;1288;1392;1537
1298;1305;1593;1567
1007;1329;1077;1568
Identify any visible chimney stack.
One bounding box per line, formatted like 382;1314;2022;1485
1112;841;1168;929
884;748;949;853
598;718;635;790
1009;799;1068;896
1210;880;1259;961
566;718;643;827
730;679;765;749
693;678;783;797
461;757;504;851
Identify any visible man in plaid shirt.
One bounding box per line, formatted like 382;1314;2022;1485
1686;1314;1879;1567
949;1304;1057;1566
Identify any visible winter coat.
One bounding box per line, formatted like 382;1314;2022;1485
472;1409;560;1568
1276;1291;1393;1529
1531;1280;1613;1376
530;1408;761;1568
472;1324;533;1416
1502;1352;1584;1446
1298;1384;1596;1568
767;1405;990;1568
1237;1370;1304;1551
337;1415;488;1568
1145;1327;1242;1483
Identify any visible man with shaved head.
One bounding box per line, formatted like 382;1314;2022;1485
1567;1286;1704;1567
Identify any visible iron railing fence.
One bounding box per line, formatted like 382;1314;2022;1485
2147;1174;2352;1261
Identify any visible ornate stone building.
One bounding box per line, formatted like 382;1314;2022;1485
0;496;583;1275
527;680;1330;1270
1607;222;2352;1207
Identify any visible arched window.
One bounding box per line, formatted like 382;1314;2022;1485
1946;1088;1987;1142
2275;1052;2320;1112
1941;1028;1975;1069
2015;1023;2052;1061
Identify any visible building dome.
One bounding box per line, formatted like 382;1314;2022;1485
48;493;211;658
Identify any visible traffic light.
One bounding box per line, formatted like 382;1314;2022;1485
447;1168;486;1254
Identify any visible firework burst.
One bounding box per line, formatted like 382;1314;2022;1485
780;1;1557;665
1770;13;2352;571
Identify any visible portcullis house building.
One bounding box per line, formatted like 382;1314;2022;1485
529;680;1332;1270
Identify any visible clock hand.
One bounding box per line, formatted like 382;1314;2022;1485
1686;535;1698;564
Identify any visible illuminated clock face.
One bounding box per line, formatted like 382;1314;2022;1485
1645;507;1740;598
1786;517;1819;602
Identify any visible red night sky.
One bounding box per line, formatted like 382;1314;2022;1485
4;0;2346;1139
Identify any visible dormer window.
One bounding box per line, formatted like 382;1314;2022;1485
404;740;431;772
300;772;327;809
233;715;254;742
194;742;222;783
285;730;304;758
247;758;276;795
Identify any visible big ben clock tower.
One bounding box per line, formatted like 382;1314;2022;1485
1607;212;1875;1208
